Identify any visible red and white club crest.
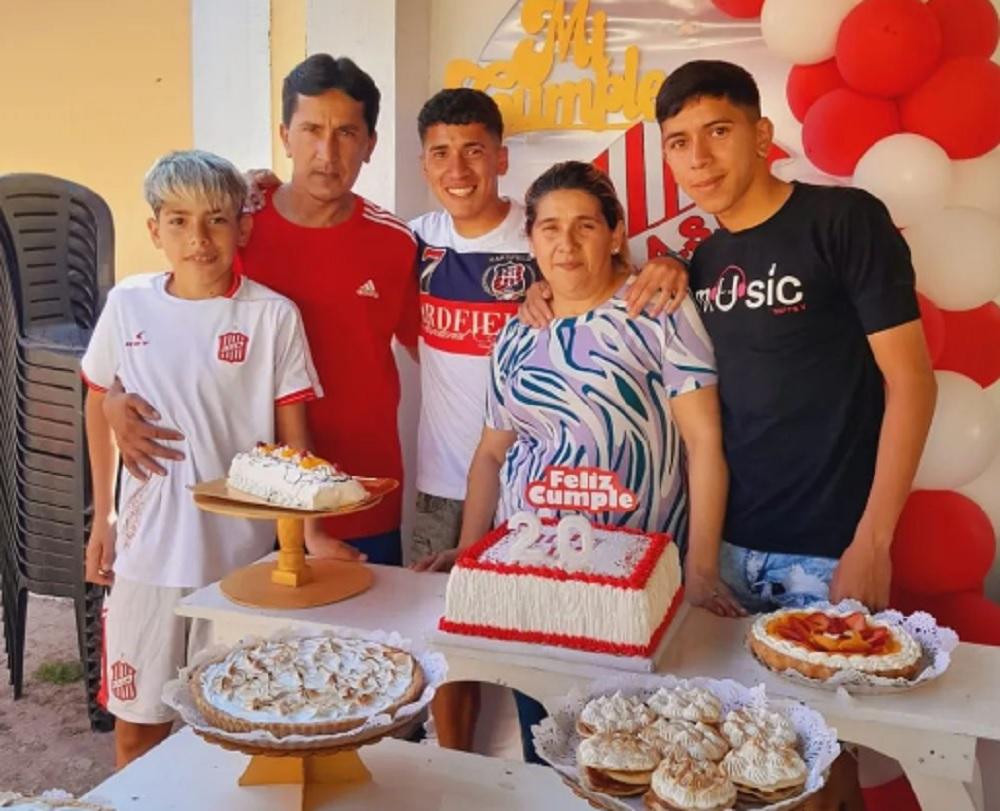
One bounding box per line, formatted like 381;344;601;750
110;658;137;702
217;331;249;364
483;260;529;300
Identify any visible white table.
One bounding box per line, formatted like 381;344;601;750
177;562;1000;811
82;727;589;810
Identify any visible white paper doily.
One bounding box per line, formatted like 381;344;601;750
162;625;448;752
0;791;112;811
533;673;841;811
748;600;959;695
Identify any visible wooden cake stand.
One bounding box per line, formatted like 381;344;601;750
193;713;417;810
190;477;398;609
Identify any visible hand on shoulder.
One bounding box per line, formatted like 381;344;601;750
624;255;689;318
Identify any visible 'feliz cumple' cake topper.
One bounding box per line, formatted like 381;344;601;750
526;466;638;512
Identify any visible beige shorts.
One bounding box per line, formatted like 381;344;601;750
103;576;212;725
409;491;464;564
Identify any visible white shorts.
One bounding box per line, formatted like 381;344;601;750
102;576;213;725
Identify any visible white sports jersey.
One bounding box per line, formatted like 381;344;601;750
409;201;539;500
82;272;321;588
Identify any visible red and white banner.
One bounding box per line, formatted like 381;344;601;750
448;0;832;264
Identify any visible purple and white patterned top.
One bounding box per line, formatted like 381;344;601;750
486;287;717;543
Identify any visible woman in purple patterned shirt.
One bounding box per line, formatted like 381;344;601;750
418;161;739;617
415;161;741;764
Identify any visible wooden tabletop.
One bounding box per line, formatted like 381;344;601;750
83;727;590;810
176;562;1000;743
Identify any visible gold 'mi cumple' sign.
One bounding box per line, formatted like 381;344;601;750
444;0;665;135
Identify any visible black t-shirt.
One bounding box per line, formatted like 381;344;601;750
689;182;919;559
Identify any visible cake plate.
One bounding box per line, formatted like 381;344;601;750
189;477;398;609
163;629;448;811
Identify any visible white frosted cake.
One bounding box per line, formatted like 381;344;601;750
439;515;684;657
227;443;368;511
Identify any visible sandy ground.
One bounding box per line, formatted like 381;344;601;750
0;594;115;796
0;593;521;801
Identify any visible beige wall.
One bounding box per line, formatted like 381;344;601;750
0;0;192;278
269;0;306;178
429;0;513;93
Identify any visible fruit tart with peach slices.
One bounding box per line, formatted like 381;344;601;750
749;607;922;681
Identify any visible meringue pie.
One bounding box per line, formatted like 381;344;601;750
576;691;657;737
189;635;425;737
578;732;661;796
639;718;730;762
721;738;807;803
643;748;737;811
646;685;722;725
721;705;798;749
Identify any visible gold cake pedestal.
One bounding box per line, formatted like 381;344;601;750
189;477;398;609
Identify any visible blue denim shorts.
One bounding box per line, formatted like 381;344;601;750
718;541;838;613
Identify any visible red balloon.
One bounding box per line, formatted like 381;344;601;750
711;0;764;18
900;57;1000;159
802;89;901;176
837;0;944;98
936;303;1000;387
927;0;1000;59
892;491;995;595
917;293;946;366
786;60;846;123
917;591;1000;645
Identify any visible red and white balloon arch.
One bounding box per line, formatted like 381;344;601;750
710;0;1000;652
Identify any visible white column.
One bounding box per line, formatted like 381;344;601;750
191;0;272;171
306;0;431;219
306;0;432;553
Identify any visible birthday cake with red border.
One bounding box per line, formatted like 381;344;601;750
439;515;684;657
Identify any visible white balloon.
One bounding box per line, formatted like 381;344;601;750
959;449;1000;538
771;156;846;187
761;0;861;65
990;377;1000;413
959;445;1000;604
905;207;1000;310
914;372;1000;490
853;135;952;228
950;149;1000;218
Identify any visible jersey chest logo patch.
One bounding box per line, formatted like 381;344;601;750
124;330;149;348
217;331;249;364
109;658;137;702
483;260;529;301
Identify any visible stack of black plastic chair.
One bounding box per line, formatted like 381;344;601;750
0;173;114;730
0;246;25;707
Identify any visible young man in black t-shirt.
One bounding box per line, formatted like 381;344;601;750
655;60;937;614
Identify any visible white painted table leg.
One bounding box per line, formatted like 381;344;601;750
903;767;980;811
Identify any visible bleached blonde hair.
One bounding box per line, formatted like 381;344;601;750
143;149;247;216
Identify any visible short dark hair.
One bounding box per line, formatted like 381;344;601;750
417;88;504;143
655;60;760;123
282;54;380;132
524;161;630;268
